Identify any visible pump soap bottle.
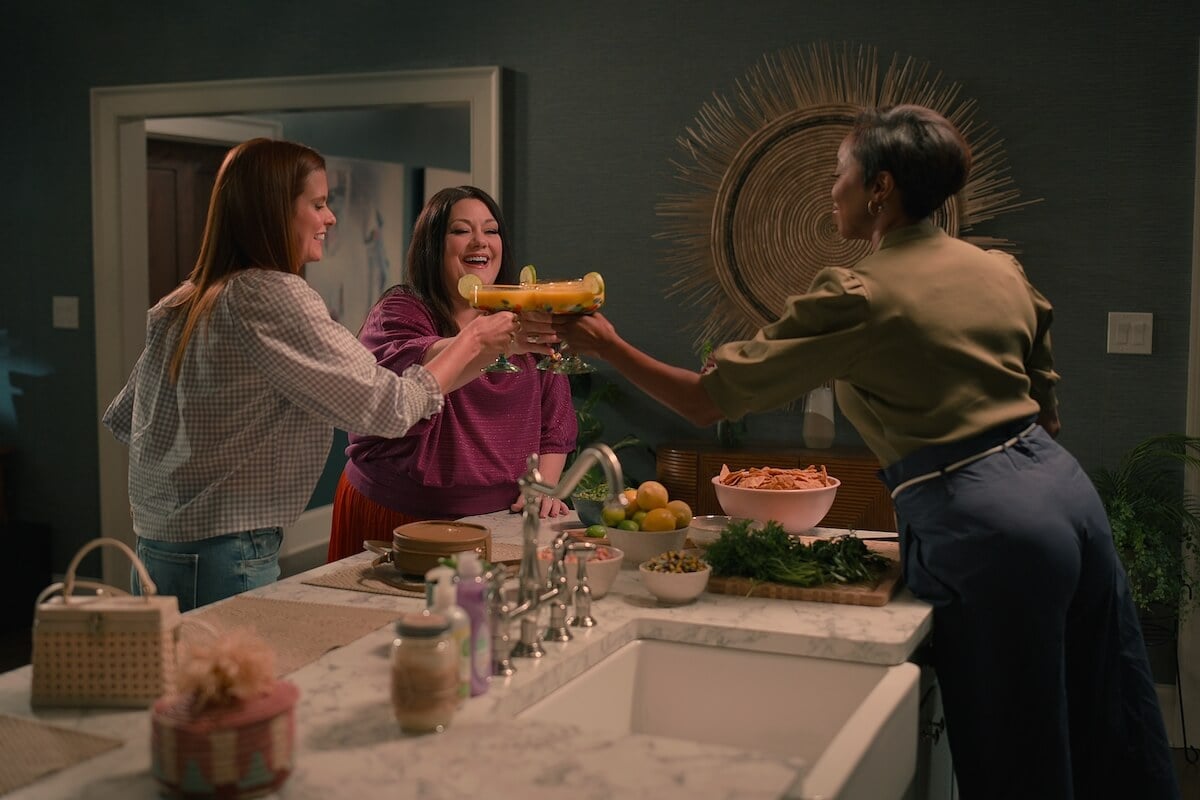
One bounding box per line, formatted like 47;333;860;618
426;566;470;705
455;550;492;696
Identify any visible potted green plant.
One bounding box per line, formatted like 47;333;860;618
564;376;648;524
1089;434;1200;620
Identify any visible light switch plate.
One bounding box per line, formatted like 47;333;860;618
52;296;80;330
1107;311;1153;355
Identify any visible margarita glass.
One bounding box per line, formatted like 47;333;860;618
457;270;605;374
527;276;605;374
459;282;540;372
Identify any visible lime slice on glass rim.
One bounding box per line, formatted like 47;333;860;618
519;264;537;285
457;273;482;300
583;271;605;298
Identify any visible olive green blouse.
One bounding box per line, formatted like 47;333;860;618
699;221;1058;467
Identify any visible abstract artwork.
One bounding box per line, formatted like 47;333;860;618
306;156;407;334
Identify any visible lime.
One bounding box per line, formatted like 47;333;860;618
585;524;608;538
632;510;649;527
457;273;482;300
617;519;640;532
600;505;626;527
519;264;537;285
583;270;605;297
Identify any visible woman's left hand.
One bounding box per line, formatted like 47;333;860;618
510;492;570;518
508;310;559;356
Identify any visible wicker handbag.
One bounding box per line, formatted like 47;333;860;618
31;537;181;708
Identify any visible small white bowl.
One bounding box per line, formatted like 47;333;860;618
536;544;624;599
638;555;711;604
605;526;687;566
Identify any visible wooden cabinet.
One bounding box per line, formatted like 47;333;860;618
656;441;897;532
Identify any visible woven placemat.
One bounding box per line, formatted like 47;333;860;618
0;714;122;795
300;561;427;598
300;561;427;597
300;541;526;598
186;597;400;676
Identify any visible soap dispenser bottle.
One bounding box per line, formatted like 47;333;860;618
455;550;492;696
426;565;470;705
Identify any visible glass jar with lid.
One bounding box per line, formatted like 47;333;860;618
390;611;458;733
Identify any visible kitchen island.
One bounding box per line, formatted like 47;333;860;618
0;511;932;799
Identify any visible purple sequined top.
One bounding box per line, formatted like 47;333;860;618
344;289;577;517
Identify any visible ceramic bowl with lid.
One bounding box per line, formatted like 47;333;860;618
367;520;491;577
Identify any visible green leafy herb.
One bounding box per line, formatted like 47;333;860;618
703;519;889;588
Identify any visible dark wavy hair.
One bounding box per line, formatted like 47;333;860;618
387;185;515;337
167;137;327;380
848;105;972;220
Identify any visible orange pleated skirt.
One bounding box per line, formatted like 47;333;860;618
326;471;428;563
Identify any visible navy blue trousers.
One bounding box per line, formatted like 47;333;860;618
880;418;1179;800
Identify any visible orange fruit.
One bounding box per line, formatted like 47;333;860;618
636;480;669;511
621;489;639;516
641;508;677;532
666;500;693;529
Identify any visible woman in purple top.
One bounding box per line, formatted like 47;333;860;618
327;186;577;562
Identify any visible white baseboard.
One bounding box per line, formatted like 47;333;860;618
282;505;332;562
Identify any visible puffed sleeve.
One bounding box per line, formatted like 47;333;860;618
101;357;139;444
700;266;872;420
358;290;443;375
1006;255;1060;415
222;272;443;437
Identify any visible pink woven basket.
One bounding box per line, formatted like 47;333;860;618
151;680;299;799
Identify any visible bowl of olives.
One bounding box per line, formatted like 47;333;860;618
638;550;711;604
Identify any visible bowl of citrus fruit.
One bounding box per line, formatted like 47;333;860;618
598;480;691;566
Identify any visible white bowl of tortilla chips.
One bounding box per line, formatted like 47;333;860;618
710;464;840;534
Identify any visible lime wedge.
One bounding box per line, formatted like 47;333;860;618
519;264;537;285
457;273;482;300
583;271;605;296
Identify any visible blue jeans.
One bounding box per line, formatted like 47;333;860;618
131;528;283;612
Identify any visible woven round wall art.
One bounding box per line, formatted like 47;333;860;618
657;42;1039;349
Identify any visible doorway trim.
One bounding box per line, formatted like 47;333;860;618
1176;41;1200;750
90;67;501;581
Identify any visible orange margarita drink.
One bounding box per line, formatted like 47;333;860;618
470;285;540;312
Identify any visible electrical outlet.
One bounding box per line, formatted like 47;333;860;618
1106;312;1153;355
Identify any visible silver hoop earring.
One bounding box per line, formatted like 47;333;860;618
867;200;883;217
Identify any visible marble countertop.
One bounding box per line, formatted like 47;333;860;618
0;511;931;799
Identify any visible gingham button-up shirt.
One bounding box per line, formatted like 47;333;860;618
103;270;444;542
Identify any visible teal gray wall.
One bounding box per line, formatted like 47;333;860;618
3;1;1198;570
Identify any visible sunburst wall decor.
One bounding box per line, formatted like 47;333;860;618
656;41;1039;349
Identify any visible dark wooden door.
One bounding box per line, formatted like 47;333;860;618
146;139;228;305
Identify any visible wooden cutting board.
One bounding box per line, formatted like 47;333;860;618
705;540;902;607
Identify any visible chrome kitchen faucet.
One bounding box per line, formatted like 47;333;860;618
490;445;625;668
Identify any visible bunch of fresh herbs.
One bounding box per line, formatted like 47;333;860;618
703;519;889;587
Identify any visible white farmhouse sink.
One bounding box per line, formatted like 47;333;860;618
517;639;920;800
